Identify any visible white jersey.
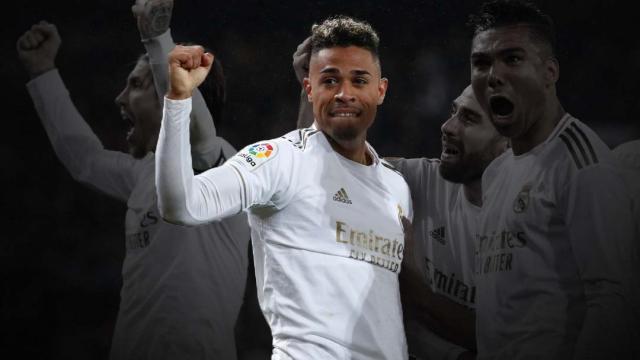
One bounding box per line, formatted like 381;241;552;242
613;140;640;245
390;158;477;360
156;98;413;359
27;70;250;360
476;114;637;359
613;140;640;334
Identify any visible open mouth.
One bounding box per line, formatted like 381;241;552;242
121;110;135;139
441;141;461;158
443;147;459;156
489;96;514;117
121;110;134;126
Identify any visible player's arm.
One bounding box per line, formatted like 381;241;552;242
157;45;290;225
400;217;477;353
18;22;139;202
133;0;228;170
292;36;314;129
563;163;637;359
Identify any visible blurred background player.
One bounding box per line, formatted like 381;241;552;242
468;0;638;358
155;16;413;359
16;0;250;358
390;86;507;360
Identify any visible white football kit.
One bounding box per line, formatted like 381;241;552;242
390;158;477;360
613;140;640;246
475;114;637;359
156;97;413;360
27;29;250;360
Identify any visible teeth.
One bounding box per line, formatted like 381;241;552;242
333;112;357;117
442;144;459;155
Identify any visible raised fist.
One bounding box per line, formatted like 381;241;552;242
292;36;311;85
132;0;173;39
167;45;214;100
17;21;61;78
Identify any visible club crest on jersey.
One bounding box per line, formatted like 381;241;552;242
513;183;532;213
234;142;277;170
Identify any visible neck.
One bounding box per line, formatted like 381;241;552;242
325;133;371;165
512;100;565;155
463;178;483;207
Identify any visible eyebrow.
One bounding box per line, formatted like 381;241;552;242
497;47;526;56
460;106;482;120
472;46;526;59
319;68;372;76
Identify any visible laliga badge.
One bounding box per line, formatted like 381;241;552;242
513;183;532;213
234;142;278;170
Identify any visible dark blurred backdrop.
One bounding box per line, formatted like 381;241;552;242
2;1;639;358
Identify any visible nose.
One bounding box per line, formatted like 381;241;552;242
441;114;458;137
334;83;356;103
115;86;128;107
488;63;504;90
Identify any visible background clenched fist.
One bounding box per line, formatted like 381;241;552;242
17;21;61;79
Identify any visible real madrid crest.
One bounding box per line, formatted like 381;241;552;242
513;183;532;213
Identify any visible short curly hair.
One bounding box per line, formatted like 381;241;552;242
310;15;380;59
468;0;556;56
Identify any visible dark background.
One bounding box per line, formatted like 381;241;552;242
3;1;639;358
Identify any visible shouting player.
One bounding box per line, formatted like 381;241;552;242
468;0;638;358
17;1;250;358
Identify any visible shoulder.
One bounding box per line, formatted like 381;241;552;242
384;157;441;181
613;140;640;170
227;136;292;173
380;158;405;177
379;158;413;197
546;115;611;172
279;127;322;151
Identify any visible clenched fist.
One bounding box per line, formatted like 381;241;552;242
17;21;61;78
131;0;173;39
167;45;214;100
292;36;311;85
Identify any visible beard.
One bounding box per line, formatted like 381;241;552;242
331;126;360;142
439;145;498;184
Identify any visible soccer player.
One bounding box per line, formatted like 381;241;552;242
292;34;505;359
155;16;413;359
468;0;638;358
390;85;507;360
16;1;250;358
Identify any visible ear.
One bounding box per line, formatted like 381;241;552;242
303;77;313;102
377;77;389;105
544;57;560;86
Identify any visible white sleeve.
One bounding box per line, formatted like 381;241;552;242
156;97;291;225
27;70;140;202
144;29;225;171
561;163;637;358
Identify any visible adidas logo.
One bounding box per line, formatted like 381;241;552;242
333;188;352;204
430;226;445;245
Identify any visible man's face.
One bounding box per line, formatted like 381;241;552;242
304;46;387;143
440;86;506;184
115;58;162;159
470;25;557;140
